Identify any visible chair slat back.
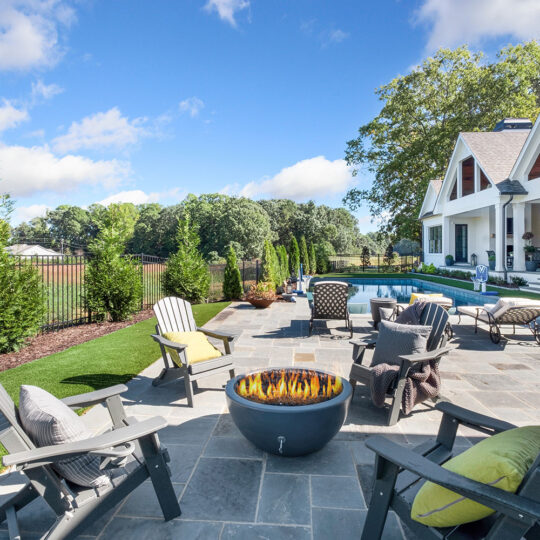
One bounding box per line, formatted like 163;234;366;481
419;303;449;351
313;281;349;319
0;384;34;453
153;297;197;334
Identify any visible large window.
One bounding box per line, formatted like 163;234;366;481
428;225;442;253
461;157;475;196
480;168;491;190
528;153;540;180
449;176;457;200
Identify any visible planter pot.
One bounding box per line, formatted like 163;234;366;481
489;261;496;271
247;298;274;309
445;257;454;266
525;261;537;272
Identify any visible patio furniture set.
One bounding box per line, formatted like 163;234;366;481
0;283;538;539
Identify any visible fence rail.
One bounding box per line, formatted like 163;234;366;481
14;254;260;333
329;254;421;273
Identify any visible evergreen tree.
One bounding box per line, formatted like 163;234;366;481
383;243;395;272
288;236;300;276
277;245;288;283
260;239;276;286
163;216;210;303
271;244;281;287
361;246;371;270
299;235;310;275
309;243;317;275
223;244;243;299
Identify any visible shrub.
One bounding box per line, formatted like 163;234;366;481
85;204;143;322
309;243;317;275
299;235;310;275
261;239;277;287
511;276;528;287
163;217;210;304
0;222;45;353
315;241;335;273
245;281;277;301
288;236;300;276
277;245;289;283
223;245;242;299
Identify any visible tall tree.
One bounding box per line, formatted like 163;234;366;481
223;245;243;299
344;42;540;240
309;243;317;275
288;236;300;276
299;235;310;274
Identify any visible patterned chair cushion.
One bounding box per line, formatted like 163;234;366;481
312;281;349;319
19;385;111;488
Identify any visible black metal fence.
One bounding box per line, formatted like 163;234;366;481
14;254;260;332
329;254;421;273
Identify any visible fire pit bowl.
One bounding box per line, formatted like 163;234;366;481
225;368;352;457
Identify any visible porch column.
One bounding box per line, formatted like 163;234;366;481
442;217;451;260
513;202;525;272
494;203;505;272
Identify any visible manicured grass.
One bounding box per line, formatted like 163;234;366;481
0;301;231;405
321;272;540;300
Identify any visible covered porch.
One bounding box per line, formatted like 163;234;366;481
442;199;540;273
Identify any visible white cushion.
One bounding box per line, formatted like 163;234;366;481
19;386;111;488
486;297;540;319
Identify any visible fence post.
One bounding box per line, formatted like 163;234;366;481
140;254;144;310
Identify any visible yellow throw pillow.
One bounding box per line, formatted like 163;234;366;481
163;331;222;366
409;292;443;305
411;426;540;527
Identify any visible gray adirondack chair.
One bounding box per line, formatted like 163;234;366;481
0;383;180;540
348;303;452;425
309;281;353;337
361;401;540;540
151;297;236;407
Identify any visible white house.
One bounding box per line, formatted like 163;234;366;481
6;244;63;257
420;117;540;276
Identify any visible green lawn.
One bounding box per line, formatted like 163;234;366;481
0;301;231;404
320;272;540;300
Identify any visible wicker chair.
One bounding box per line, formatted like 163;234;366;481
309;281;352;338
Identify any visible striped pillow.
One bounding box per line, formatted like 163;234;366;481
19;385;111;488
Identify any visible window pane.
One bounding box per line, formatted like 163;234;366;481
528;153;540;181
462;157;475;196
480;169;491;190
449;177;457;200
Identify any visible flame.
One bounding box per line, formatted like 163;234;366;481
235;369;343;405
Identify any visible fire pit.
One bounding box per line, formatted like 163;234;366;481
225;368;352;456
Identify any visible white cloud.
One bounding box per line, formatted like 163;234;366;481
97;187;185;207
327;29;349;44
52;107;147;153
13;203;49;224
0;99;28;132
31;79;63;100
0;0;74;71
0;143;130;196
239;156;355;201
179;97;205;118
204;0;249;27
416;0;540;51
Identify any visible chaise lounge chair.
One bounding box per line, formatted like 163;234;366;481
151;297;236;406
360;402;540;540
458;297;540;344
0;383;180;539
348;303;452;425
309;281;352;338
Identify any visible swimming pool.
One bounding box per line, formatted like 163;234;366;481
311;278;496;314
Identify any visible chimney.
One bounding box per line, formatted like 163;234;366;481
493;118;532;132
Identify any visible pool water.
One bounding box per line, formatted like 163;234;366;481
311;278;495;314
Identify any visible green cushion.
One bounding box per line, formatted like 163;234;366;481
411;426;540;527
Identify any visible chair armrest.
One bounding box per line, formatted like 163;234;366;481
3;417;168;469
197;327;235;342
365;435;540;524
350;339;377;349
398;346;455;364
61;384;128;409
435;401;516;433
151;334;187;352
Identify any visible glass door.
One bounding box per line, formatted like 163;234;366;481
455;224;468;263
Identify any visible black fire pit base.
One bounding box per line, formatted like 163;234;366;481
225;370;352;457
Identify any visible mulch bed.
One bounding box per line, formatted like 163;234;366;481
0;310;154;373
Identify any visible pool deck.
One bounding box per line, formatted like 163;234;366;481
3;298;540;539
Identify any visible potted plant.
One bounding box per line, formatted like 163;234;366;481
523;232;537;272
445;254;454;266
245;281;276;309
488;254;496;271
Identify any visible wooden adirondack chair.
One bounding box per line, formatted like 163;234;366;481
0;383;180;540
348;303;452;425
361;402;540;540
151;297;236;407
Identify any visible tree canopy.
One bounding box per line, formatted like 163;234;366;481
343;42;540;240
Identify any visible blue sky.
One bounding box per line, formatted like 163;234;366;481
1;0;539;230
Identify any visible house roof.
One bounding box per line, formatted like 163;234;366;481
496;179;528;195
6;244;62;256
460;130;530;184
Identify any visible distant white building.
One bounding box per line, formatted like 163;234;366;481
6;244;63;257
419;117;540;275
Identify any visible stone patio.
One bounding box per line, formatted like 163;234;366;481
3;297;540;539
